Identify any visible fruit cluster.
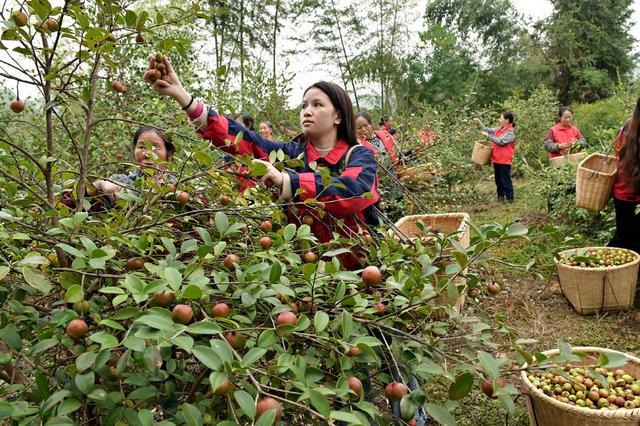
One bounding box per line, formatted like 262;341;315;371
527;366;640;410
144;52;170;83
560;248;636;268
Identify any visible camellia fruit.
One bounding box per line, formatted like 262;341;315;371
111;81;125;93
256;397;282;424
176;191;189;204
276;311;297;326
226;331;247;350
171;304;193;325
385;382;409;402
73;300;90;316
481;377;505;398
468;288;479;298
151;291;174;307
135;33;145;44
44;18;58;31
107;33;118;43
260;236;272;249
362;265;382;286
373;302;386;315
9;100;24;113
302;214;314;226
347;347;360;357
303;252;317;264
348;376;363;398
66;319;88;339
211;302;230;318
222;254;240;270
487;282;501;295
11;10;28;27
219;194;231;206
260;220;273;232
125;257;144;271
212;378;231;396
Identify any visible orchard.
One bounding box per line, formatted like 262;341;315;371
0;0;639;425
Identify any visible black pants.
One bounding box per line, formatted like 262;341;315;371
493;163;514;202
608;197;640;253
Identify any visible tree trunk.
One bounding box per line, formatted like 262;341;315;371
272;0;281;81
330;0;359;110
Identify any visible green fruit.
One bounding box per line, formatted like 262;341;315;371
73;300;90;316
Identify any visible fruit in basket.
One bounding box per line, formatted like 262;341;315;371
528;366;640;410
561;247;636;268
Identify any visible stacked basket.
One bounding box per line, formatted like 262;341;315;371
549;152;587;167
555;248;640;314
575;153;617;211
471;140;492;165
397;163;439;183
521;347;640;426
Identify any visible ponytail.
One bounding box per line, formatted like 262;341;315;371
619;97;640;192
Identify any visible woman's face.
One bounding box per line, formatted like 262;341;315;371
499;114;509;127
385;116;393;127
560;110;573;127
259;122;272;139
355;116;374;140
134;131;170;170
300;88;341;140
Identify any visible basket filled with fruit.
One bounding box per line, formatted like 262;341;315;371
394;213;470;248
555;247;640;315
521;346;640;426
575;153;617;211
471;140;492;165
549;152;587;167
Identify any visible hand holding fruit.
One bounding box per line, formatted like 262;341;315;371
253;159;284;190
91;180;122;196
481;131;489;137
144;54;191;107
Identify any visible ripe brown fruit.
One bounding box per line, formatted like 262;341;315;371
219;194;231;206
171;304;193;324
125;257;144;271
487;282;501;295
176;191;189;204
11;10;28;27
288;302;298;314
303;252;317;264
481;377;505;398
348;376;363;398
260;220;273;232
277;311;297;326
212;378;231;395
222;254;240;269
260;236;272;249
256;397;282;424
73;300;90;316
107;33;118;43
10;100;24;113
66;319;88;339
347;347;360;357
225;331;247;349
302;214;314;226
151;291;174;307
468;288;479;298
361;265;382;286
373;302;386;315
135;33;145;44
211;302;230;318
299;296;317;313
44;18;58;31
385;382;409;402
111;81;125;93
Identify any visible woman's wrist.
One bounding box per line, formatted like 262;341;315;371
174;89;191;109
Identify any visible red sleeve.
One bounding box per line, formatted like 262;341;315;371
545;128;555;141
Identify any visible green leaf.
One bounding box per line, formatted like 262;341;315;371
234;390;256;420
182;284;203;300
269;261;282;284
255;410;276;426
135;312;175;331
76;352;97;373
57;398;82;416
186;321;222;335
341;310;353;339
64;285;84;303
241;348;266;368
123;336;145;352
448;373;474;400
308;389;330;419
314;311;329;332
23;268;51;293
425;403;457;425
98;319;125;332
74;372;94;395
215;211;229;234
330;411;365;424
41;390;70;414
283;223;296;242
0;266;10;281
30;338;57;355
164;267;182;290
599;351;628;369
138;409;154;426
192;346;222;370
506;223;528;236
88;332;118;350
128;386;158;400
182;403;203;426
478;351;499;379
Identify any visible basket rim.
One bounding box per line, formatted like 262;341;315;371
554;247;640;272
520;346;640;418
577;153;617;176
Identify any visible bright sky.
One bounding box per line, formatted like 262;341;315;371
284;0;640;105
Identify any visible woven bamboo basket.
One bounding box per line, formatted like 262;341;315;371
521;347;640;426
394;213;470;248
471;140;493;165
575;153;617;211
549;152;587;167
555;247;640;315
397;163;438;183
430;276;466;319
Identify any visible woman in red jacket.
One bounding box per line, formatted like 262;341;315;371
144;56;380;270
544;106;586;159
355;112;400;170
474;112;517;203
608;98;640;253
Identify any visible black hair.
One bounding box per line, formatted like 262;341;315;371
379;115;391;126
302;81;357;146
260;121;273;130
355;111;373;125
619;97;640;192
558;106;573;118
234;113;255;131
502;111;515;127
132;126;175;159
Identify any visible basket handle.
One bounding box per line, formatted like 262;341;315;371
601;274;622;312
590;132;619;178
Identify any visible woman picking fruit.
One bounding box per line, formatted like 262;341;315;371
355;111;401;170
608;97;640;253
144;55;380;270
379;114;397;139
473;112;517;203
544;106;586;159
258;121;274;140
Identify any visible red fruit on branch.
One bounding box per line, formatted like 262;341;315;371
373;302;386;315
125;257;144;271
487;282;501;295
260;220;273;232
135;33;145;44
226;331;247;349
303;252;317;263
111;81;125;93
302;214;314;226
385;382;409;402
362;266;382;286
481;377;505;398
348;377;363;398
176;191;189;204
347;347;360;357
171;304;193;324
211;303;230;318
212;378;231;395
11;10;28;27
9;100;24;113
66;319;88;339
222;254;240;269
256;397;282;424
152;291;175;307
219;195;231;206
260;236;272;249
276;311;297;326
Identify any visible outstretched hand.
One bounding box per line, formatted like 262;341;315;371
143;54;190;106
253;159;284;191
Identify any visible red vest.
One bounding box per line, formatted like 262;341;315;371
359;130;400;169
490;124;516;165
548;123;582;158
613;130;640;202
